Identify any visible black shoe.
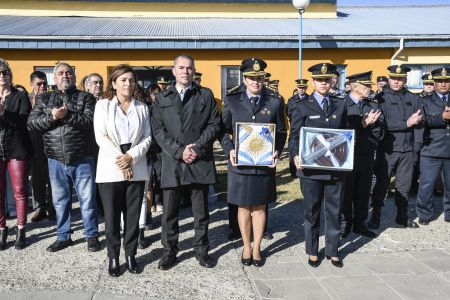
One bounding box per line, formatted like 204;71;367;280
108;258;120;277
263;232;274;240
14;228;26;250
326;256;343;268
126;255;139;274
158;255;177;271
418;219;430;226
31;209;46;223
368;209;381;229
228;229;241;241
0;227;8;250
252;256;264;267
137;228;149;249
308;257;320;268
241;252;252;266
195;253;214;268
87;237;100;252
47;239;73;252
353;226;377;238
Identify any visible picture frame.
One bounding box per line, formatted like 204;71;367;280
299;127;355;171
235;122;276;166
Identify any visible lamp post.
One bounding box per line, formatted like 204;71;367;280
292;0;310;78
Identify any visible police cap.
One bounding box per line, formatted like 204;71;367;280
387;65;411;78
308;63;337;79
431;67;450;80
346;71;374;85
240;58;267;77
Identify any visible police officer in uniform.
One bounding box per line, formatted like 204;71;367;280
375;76;389;95
330;70;343;97
341;71;384;239
290;63;347;268
416;67;450;225
420;73;435;97
370;65;423;229
220;58;286;267
194;72;203;86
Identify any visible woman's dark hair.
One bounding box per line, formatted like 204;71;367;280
147;83;161;94
104;64;140;100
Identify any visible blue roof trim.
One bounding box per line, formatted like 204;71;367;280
65;0;335;3
1;38;449;49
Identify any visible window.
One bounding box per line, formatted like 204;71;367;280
221;66;243;100
405;64;450;89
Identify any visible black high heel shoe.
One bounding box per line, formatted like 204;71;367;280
308;256;320;268
252;256;264;267
326;256;343;268
241;252;252;266
126;255;139;274
108;258;120;277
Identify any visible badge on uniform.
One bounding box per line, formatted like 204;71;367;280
261;108;271;115
332;115;337;119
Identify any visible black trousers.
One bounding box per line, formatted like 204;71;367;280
372;151;413;209
301;178;344;257
162;184;209;257
98;181;145;258
342;153;374;229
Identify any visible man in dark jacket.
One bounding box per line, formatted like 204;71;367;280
151;55;220;270
28;63;99;253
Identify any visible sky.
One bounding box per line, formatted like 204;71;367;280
338;0;450;5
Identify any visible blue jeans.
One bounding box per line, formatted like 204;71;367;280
48;157;98;241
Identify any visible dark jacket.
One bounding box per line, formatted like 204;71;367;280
375;87;423;153
0;88;33;160
220;88;287;175
27;86;96;164
421;92;450;158
151;83;220;188
287;93;308;124
345;95;385;155
289;94;347;180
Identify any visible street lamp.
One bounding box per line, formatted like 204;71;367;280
292;0;310;78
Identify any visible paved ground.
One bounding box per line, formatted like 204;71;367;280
0;192;449;300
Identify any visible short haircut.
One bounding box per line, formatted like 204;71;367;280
53;62;74;75
173;54;195;67
87;73;103;82
30;71;47;82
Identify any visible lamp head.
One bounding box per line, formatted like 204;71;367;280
292;0;311;11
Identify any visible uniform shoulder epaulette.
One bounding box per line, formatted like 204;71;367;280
226;85;241;96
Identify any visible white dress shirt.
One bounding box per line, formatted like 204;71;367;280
115;99;138;145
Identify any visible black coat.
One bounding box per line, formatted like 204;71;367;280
0;88;33;160
289;94;347;180
27;86;96;164
220;88;287;175
151;84;220;188
287;93;308;124
345;95;385;155
421;92;450;158
375;88;423;154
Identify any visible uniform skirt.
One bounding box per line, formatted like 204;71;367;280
227;172;276;206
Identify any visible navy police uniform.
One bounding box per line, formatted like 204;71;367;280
289;63;347;258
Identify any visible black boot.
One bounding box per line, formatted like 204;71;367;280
137;228;148;249
0;227;8;250
108;257;120;277
396;206;418;228
368;208;381;229
14;227;26;250
126;255;139;274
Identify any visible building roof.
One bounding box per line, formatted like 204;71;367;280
0;5;449;49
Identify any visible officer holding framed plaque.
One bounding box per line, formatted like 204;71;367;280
220;58;286;267
289;63;347;268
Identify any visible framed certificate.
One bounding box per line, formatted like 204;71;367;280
299;127;355;171
235;122;276;166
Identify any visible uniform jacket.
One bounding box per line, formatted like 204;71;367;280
287;93;308;124
421;92;450;158
151;83;220;188
345;95;385;155
94;97;152;183
289;94;347;180
0;88;33;160
375;87;423;153
27;86;95;164
220;88;287;176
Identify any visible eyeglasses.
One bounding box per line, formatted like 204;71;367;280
36;82;48;86
0;70;10;77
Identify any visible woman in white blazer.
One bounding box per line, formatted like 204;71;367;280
94;64;151;277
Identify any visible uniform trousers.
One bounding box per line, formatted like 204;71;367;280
301;178;344;257
162;183;209;257
98;181;145;258
342;153;374;229
372;151;413;209
417;156;450;221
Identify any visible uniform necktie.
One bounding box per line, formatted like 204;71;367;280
250;96;258;112
322;98;328;114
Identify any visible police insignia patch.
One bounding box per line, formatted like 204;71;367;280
396;66;402;74
428;74;433;80
253;62;260;72
321;64;328;74
442;68;447;77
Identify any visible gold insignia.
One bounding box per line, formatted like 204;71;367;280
253;62;261;72
332;115;337;119
442;68;447;76
428;74;433;80
161;77;165;81
395;66;402;74
321;64;328;74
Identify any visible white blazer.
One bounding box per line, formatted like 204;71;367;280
94;97;151;183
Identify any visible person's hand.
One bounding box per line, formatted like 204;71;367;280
116;153;133;170
229;149;238;166
294;155;303;170
407;110;422;127
361;109;382;128
122;167;133;181
51;103;68;120
182;143;197;164
443;107;450;121
268;151;279;168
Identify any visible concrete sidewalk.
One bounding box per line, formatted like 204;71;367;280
0;194;449;300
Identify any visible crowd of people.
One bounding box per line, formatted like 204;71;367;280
0;54;448;277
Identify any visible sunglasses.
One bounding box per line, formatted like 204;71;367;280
0;70;10;76
36;82;48;86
